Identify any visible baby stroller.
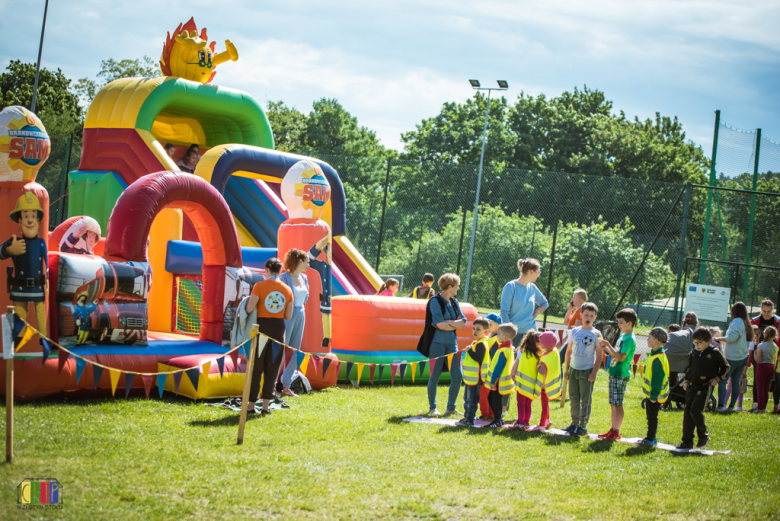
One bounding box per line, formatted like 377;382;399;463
641;375;717;411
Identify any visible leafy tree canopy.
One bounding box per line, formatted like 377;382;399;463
72;56;160;105
0;60;82;123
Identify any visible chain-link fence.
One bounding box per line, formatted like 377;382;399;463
37;134;77;230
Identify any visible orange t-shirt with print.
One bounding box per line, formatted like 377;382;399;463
251;279;293;318
567;307;582;330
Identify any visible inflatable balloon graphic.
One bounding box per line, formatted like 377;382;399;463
159;17;239;84
0;106;50;183
280;160;332;220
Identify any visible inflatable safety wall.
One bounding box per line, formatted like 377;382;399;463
221;266;264;343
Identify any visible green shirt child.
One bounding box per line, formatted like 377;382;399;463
609;333;636;378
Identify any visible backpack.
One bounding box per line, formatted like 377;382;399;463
416;294;463;369
290;372;312;395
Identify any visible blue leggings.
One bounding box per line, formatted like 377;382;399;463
427;341;463;411
717;356;748;408
280;307;305;388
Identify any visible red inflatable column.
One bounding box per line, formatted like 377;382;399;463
278;161;338;390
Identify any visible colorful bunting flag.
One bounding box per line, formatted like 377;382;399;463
229;349;239;371
390;363;398;385
92;365;104;390
41;337;52;364
157;374;168;398
446;353;454;372
322;357;332;378
109;369;120;396
369;364;376;385
11;314;24;339
296;349;306;370
75;357;87;384
399;363;407;383
345;362;354;381
271;342;282;363
377;364;384;383
201;362;211;386
15;323;34;351
419;361;427;377
141;375;154;399
410;362;417;383
58;344;69;373
124;372;136;398
300;354;311;376
173;372;183;394
185;367;200;391
356;363;364;385
216;356;225;378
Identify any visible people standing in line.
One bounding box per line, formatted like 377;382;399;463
678;328;729;450
714;302;753;412
598;308;638;440
751;300;780;410
560;289;587;366
408;273;435;299
512;330;559;430
423;273;467;416
563;302;604;437
376;278;399;296
244;258;294;415
500;258;548;347
279;248;310;398
638;328;670;447
753;326;778;413
484;323;518;428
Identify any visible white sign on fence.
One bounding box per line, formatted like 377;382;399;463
684;284;731;322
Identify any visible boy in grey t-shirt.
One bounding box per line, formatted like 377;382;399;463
563;302;604;436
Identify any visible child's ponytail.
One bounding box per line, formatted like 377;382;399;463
520;331;542;358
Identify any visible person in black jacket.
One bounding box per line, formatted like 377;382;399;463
678;327;730;449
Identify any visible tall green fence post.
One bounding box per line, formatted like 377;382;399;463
542;171;564;329
742;129;761;304
699;110;721;283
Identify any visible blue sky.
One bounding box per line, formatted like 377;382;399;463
2;0;778;165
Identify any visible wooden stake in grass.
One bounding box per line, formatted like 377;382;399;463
5;306;15;463
237;324;260;445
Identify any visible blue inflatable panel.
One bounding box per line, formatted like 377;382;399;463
224;182;274;247
165;240;277;275
233;176;284;238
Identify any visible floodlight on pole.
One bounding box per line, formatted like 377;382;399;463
463;79;508;303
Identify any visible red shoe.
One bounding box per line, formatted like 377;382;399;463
597;430;613;439
606;430;621;440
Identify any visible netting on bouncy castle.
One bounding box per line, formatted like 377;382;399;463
174;276;203;333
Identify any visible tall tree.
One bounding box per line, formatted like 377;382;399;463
0;60;82;122
265;100;307;152
305;98;392;157
72;56;160;105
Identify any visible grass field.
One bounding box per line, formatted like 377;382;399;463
1;376;779;520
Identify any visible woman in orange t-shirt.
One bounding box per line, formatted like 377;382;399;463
245;258;294;415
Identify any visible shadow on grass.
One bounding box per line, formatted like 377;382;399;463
583;439;615;453
621;445;657;457
189;413;263;428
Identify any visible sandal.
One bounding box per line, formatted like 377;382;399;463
282;388;299;398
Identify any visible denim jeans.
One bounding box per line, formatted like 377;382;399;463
427;340;463;411
717;356;748;408
280;307;306;388
463;384;480;421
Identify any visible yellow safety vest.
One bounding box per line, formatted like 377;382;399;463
515;351;542;399
462;338;491;386
642;351;670;403
485;345;515;395
539;348;562;400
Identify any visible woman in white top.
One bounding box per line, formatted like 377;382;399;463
715;301;754;411
279;249;310;397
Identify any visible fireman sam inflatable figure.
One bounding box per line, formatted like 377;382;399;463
59;216;101;255
160;17;239;84
0;192;48;344
73;291;96;345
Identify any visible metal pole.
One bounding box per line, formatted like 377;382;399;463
543;171;564;329
673;184;692;319
30;0;50;113
456;205;468;274
680;259;689;325
237;324;260;445
611;186;687;319
699;110;721;283
5;306;15;463
463;90;492;302
743;129;761;300
56;136;72;227
715;191;729;283
374;158;392;272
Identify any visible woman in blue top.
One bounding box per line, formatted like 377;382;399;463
500;258;549;347
279;249;310;397
427;273;467;416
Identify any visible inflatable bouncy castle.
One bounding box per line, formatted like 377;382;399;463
0;18;477;401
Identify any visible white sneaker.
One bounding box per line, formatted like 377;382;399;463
428;408;441;416
735;406;743;412
443;409;463;417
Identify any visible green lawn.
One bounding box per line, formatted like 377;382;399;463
1;377;778;520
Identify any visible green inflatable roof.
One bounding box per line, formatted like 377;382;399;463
67;171;127;233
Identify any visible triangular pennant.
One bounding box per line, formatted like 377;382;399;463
322;357;332;378
345;362;353;381
201;362;211;386
12;314;25;338
334;361;342;380
419;361;427;377
308;355;320;377
410;362;417;383
216;356;225;378
270;342;282;363
185;367;200;391
124;372;136;398
41;337;52;364
75;357;87;384
58;345;69;372
378;364;385;384
109;369;121;396
92;365;104;390
446;353;454;372
141;375;154;399
173;372;183;394
300;354;311;376
350;379;358;388
390;364;398;385
296;349;306;369
230;348;239;371
399;363;407;383
356;363;365;384
369;364;376;385
15;325;34;351
157;374;168;398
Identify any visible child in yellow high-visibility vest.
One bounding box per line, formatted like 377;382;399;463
484;323;517;428
457;317;491;427
479;313;502;420
511;330;559;429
